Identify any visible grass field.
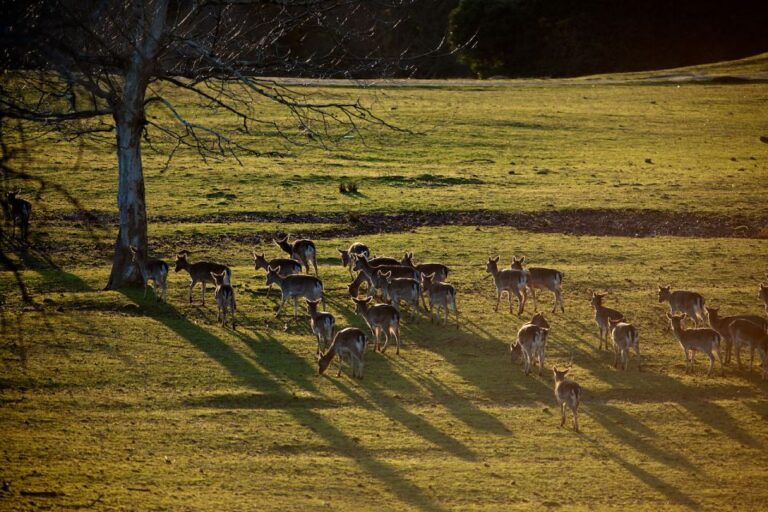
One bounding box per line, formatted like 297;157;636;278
2;56;768;511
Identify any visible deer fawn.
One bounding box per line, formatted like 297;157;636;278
553;366;582;432
274;235;318;275
266;265;324;319
590;292;624;350
4;190;31;243
352;297;402;354
339;243;370;276
729;319;768;379
306;299;335;354
511;324;549;376
706;306;767;367
485;256;527;316
666;313;723;377
401;252;449;282
317;327;367;378
658;286;707;326
211;271;236;329
510;256;564;313
174;251;231;305
378;271;425;321
129;246;169;302
422;272;459;328
608;318;641;371
760;283;768;315
253;251;302;298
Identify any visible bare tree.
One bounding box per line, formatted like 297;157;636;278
0;0;412;289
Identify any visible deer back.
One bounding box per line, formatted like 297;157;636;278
279;274;323;299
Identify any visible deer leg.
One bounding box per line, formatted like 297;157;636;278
573;407;579;432
275;295;288;317
293;296;299;320
706;352;715;377
724;338;732;365
380;326;390;353
750;344;755;370
188;280;195;303
531;288;539;312
312;255;318;276
560;403;566;427
201;282;206;305
736;341;744;371
393;324;401;355
337;353;344;377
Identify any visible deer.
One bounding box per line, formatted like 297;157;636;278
421;272;459;328
729;319;768;379
129;246;169;302
306;299;335;354
485;256;527;316
760;283;768;315
378;270;426;321
317;327;367;378
366;255;400;267
608;318;641;371
352;297;401;354
211;271;236;329
338;242;370;276
400;252;449;282
266;265;324;319
347;270;374;298
353;255;418;297
174;251;231;305
705;306;767;367
553;366;582;432
658;286;707;326
590;292;624;350
666;312;723;377
4;190;31;242
252;251;302;298
510;256;564;313
274;235;318;275
510;324;549;376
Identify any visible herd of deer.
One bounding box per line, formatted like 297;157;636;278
6;190;768;433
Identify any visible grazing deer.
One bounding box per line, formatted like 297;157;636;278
401;252;449;282
608;318;641;371
706;306;767;366
511;324;549;376
4;190;31;242
266;265;324;319
253;251;302;298
485;256;527;316
211;271;236;329
274;235;318;275
352;297;401;354
729;319;768;379
174;251;231;305
317;327;367;378
553;366;582;432
666;313;723;377
306;299;335;354
378;271;425;321
760;283;768;315
590;292;624;350
658;286;707;326
347;270;374;298
353;255;418;297
510;256;564;313
338;243;370;276
129;246;169;302
422;272;459;328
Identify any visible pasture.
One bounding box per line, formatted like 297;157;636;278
2;60;768;510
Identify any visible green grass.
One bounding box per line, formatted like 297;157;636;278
2;60;768;510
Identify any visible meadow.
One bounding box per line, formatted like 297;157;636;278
2;56;768;511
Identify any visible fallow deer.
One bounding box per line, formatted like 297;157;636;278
590;292;624;350
211;271;236;329
729;318;768;379
421;272;459;328
306;299;335;354
352;297;401;354
378;270;425;321
274;235;318;275
553;366;582;432
485;256;527;316
705;306;767;367
129;246;169;302
608;318;641;371
511;324;549;376
510;256;564;313
253;251;302;298
658;286;707;326
4;190;31;242
666;313;723;377
174;251;231;305
338;243;370;276
317;327;367;378
266;265;324;319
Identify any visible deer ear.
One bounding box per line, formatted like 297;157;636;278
492;256;499;262
338;248;345;254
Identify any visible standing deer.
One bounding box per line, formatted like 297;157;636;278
706;306;767;366
317;327;367;378
352;297;401;354
274;235;318;275
422;272;459;328
338;243;370;276
666;313;723;377
306;299;335;354
760;283;768;315
608;318;641;371
729;319;768;379
174;251;231;305
211;271;236;329
266;265;324;319
590;292;624;350
510;256;564;313
401;252;449;282
485;256;527;316
510;324;549;376
658;286;707;326
4;190;31;242
129;246;169;302
378;271;425;321
253;251;302;298
553;366;582;432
